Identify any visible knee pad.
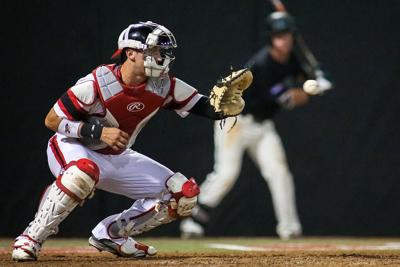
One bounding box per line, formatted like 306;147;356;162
56;158;99;201
25;159;99;243
166;173;200;217
166;173;200;198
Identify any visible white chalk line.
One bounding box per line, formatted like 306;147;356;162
208;242;400;252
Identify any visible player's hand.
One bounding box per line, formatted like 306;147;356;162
281;88;309;109
100;127;129;151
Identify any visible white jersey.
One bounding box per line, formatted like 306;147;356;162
53;64;203;154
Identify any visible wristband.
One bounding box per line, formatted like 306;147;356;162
80;123;103;139
57;119;82;138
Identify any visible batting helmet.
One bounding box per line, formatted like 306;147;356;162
111;21;177;77
266;11;297;36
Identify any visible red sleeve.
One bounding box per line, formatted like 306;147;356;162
55;88;89;121
164;77;199;110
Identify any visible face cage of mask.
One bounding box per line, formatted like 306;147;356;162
143;48;175;77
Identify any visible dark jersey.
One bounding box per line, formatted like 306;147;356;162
243;46;309;121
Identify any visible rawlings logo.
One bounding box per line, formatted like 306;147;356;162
127;102;145;112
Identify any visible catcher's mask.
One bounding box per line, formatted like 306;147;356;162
266;11;297;44
111;21;177;77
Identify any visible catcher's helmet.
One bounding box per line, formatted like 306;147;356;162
111;21;177;77
266;11;296;35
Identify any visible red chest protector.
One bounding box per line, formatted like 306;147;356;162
91;64;172;154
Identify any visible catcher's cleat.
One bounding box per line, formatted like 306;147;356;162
12;235;41;261
89;235;157;258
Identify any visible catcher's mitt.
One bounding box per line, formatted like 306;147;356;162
209;68;253;117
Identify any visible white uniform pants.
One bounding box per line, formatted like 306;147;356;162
47;134;174;242
199;115;301;237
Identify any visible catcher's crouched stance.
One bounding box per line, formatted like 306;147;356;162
12;21;253;262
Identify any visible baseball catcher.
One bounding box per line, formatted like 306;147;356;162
12;20;252;262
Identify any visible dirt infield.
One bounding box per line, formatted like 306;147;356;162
2;251;400;267
2;237;400;266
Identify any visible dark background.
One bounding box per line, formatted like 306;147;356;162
1;0;399;238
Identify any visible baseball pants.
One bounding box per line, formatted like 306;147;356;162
47;134;174;241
